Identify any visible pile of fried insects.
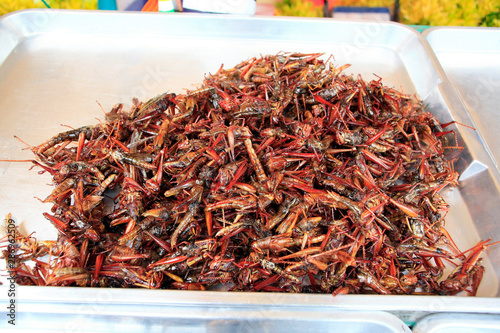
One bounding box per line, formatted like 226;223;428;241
1;53;495;295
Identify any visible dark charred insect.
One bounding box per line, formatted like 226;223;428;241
34;125;101;155
132;92;176;119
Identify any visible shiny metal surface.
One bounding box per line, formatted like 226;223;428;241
413;313;500;333
1;10;500;325
424;27;500;171
0;287;412;332
423;28;500;306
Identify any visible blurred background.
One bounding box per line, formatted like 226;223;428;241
0;0;498;27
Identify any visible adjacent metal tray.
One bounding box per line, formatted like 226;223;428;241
1;10;500;327
413;313;500;333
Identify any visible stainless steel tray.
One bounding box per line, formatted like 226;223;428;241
0;288;412;332
1;10;500;327
424;27;500;172
413;313;500;333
